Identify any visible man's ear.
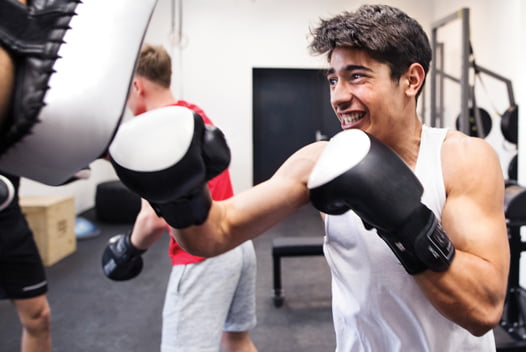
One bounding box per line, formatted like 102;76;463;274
132;77;144;95
404;63;425;98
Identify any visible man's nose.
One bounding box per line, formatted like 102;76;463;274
330;80;353;108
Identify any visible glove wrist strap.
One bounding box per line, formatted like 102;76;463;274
377;230;428;275
394;205;456;273
121;231;146;258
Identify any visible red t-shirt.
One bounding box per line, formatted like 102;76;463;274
166;100;234;265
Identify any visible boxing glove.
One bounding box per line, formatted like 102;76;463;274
102;232;145;281
308;129;455;274
0;174;15;211
109;106;230;229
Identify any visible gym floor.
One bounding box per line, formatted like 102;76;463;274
0;204;335;352
1;203;525;351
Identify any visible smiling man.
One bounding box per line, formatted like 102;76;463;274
108;4;510;351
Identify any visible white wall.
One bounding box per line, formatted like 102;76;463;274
19;159;118;214
430;0;522;176
19;0;525;217
144;0;433;193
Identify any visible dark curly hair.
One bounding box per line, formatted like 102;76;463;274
309;4;431;96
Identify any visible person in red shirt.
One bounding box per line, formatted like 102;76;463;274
103;44;257;352
102;44;258;352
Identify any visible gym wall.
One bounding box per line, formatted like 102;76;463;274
19;0;526;219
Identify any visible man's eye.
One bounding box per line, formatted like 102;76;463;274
328;77;337;85
351;73;364;80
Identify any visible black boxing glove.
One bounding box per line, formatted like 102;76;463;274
308;129;455;274
102;231;145;281
109;106;230;229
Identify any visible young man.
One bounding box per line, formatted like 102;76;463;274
0;173;51;352
102;44;258;352
109;5;509;351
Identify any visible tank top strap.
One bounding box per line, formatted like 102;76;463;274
415;125;448;217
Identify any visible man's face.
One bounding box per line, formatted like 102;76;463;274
327;47;408;139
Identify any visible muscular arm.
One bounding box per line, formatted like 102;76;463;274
415;131;509;336
173;141;326;257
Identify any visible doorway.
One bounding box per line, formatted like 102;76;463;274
252;68;341;185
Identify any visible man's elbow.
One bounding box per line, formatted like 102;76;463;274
465;303;504;337
172;229;225;258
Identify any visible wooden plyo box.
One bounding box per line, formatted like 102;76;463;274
20;195;77;267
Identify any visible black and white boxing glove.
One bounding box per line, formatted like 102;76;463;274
0;0;157;186
0;174;15;211
308;129;455;274
109;106;230;229
102;231;145;281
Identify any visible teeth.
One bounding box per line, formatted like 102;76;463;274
341;112;364;125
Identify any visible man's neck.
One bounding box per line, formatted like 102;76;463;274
146;89;177;111
389;118;423;170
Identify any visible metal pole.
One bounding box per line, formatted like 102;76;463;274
430;8;471;129
430;28;438;127
460;8;470;135
475;64;516;106
438;43;445;128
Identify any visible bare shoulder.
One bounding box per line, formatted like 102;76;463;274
442;130;504;193
442;129;499;164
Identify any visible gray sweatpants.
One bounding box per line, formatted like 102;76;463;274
161;240;257;352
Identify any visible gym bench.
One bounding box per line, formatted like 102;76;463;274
271;236;324;307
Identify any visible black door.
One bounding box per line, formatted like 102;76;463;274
252;68;340;185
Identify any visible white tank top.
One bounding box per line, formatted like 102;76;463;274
324;125;495;352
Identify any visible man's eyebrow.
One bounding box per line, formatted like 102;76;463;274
326;65;372;76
